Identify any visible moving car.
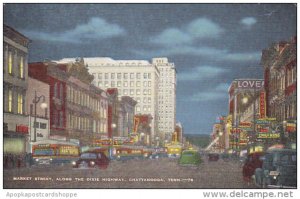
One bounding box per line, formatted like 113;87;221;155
72;151;109;169
242;152;264;183
178;150;202;167
254;149;296;188
208;153;219;161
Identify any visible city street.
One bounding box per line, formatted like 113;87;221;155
4;157;255;189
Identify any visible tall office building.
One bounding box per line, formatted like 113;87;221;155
152;58;177;140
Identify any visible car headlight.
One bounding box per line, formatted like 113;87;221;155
50;158;53;161
176;153;180;156
90;161;95;165
71;161;76;165
144;153;148;157
35;159;39;162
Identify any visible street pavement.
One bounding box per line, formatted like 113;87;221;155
4;157;256;189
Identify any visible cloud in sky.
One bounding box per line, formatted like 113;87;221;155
178;65;228;82
22;17;125;43
240;17;257;28
186;83;230;102
151;17;223;46
133;45;260;63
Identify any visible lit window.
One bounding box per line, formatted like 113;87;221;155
19;56;24;78
124;89;128;95
17;93;23;114
8;89;12;112
124;81;128;87
130;89;134;95
117;81;121;87
148;81;151;87
98;81;103;87
8;51;12;74
105;81;109;87
136;89;140;95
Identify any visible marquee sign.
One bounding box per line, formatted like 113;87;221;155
257;133;280;139
259;91;266;118
237;80;264;89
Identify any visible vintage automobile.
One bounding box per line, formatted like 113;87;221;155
72;151;109;169
242;152;264;183
178;150;202;167
208;153;219;161
254;149;296;188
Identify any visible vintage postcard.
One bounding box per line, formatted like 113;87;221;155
2;2;297;195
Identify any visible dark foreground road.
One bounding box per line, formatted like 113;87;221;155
4;158;255;189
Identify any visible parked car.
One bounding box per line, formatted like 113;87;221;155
72;151;109;169
178;150;202;167
254;149;296;188
242;152;264;183
208;153;219;161
220;153;230;162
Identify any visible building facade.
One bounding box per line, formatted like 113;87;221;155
261;37;297;143
29;62;68;141
58;57;160;144
152;58;177;141
228;79;264;151
3;24;30;155
26;77;50;151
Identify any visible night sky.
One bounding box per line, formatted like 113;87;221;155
3;3;297;134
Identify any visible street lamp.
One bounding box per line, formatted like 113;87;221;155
110;123;117;158
32;91;47;142
140;132;145;145
155;136;160;147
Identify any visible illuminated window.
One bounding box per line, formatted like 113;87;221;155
19;56;24;78
8;51;12;74
8;89;12;112
17;93;23;114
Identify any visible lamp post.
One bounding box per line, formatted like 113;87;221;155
140;132;145;145
110;123;117;158
155;136;160;147
32;91;47;142
241;89;257;150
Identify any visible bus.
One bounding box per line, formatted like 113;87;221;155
111;145;152;161
32;140;80;165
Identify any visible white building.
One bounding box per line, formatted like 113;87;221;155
152;58;177;139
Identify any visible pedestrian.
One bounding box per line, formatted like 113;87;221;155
4;154;8;169
17;155;21;168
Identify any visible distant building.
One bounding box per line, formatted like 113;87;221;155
3;24;30;155
152;58;177;141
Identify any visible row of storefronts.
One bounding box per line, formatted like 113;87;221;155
3;25;155;167
210;36;296;154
